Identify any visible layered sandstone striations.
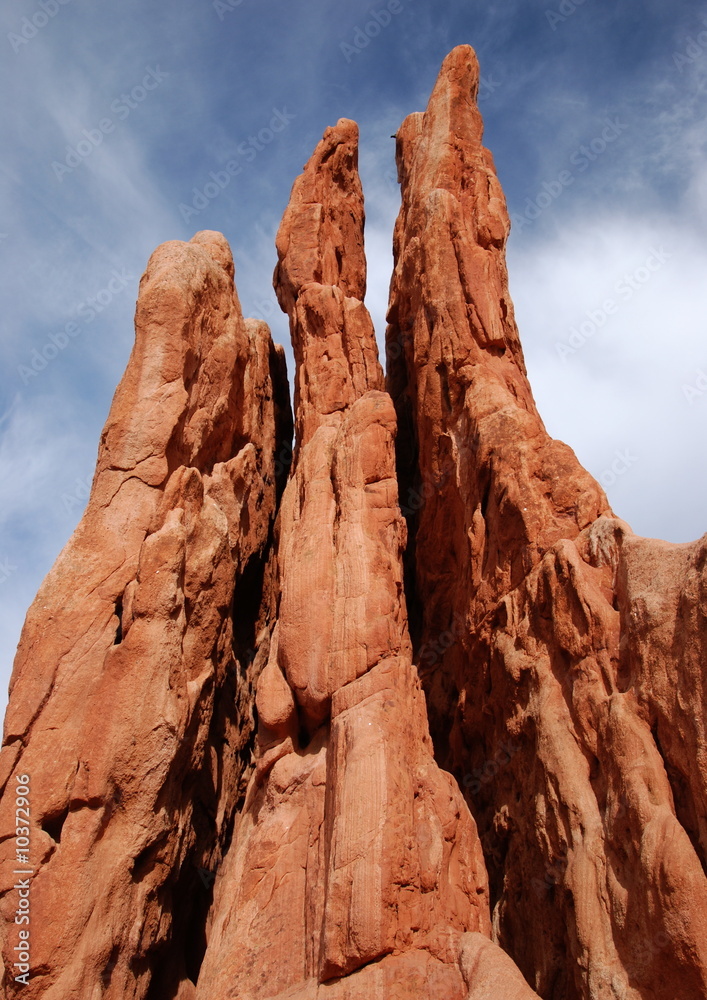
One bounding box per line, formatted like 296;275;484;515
0;231;291;999
387;44;707;1000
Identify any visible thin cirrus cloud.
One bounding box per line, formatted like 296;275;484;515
1;0;706;711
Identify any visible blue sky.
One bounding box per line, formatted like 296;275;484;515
1;0;706;709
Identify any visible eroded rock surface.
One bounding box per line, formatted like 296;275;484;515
194;119;497;1000
386;44;707;1000
0;231;291;999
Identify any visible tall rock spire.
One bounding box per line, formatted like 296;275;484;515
0;231;291;999
194;119;520;1000
387;43;707;1000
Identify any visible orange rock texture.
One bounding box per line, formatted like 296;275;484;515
386;45;707;1000
0;231;292;998
194;117;497;1000
1;42;705;1000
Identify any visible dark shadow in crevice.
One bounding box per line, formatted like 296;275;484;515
114;596;123;644
389;377;424;659
41;804;70;844
101;945;120;989
232;552;266;667
142;511;280;996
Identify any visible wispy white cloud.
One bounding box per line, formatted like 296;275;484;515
509;212;707;542
503;10;707;543
0;391;97;695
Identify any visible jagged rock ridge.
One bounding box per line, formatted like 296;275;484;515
1;44;705;1000
387;44;707;1000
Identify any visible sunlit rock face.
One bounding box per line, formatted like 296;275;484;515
387;43;707;1000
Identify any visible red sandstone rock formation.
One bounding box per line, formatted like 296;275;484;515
194;118;507;1000
0;231;291;999
1;42;705;1000
386;44;707;1000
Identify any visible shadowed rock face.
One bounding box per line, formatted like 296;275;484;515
387;44;707;1000
1;43;705;1000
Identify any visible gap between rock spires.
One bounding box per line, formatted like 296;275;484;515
1;43;706;1000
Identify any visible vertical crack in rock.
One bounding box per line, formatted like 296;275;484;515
0;231;291;1000
387;43;707;1000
